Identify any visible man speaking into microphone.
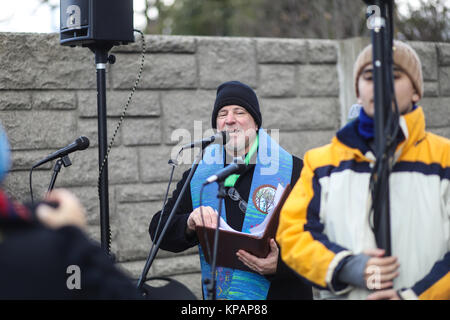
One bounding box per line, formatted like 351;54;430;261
149;80;312;300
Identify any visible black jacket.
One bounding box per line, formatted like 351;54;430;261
149;156;312;300
0;195;142;300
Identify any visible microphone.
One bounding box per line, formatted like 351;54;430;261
181;131;229;150
32;136;90;168
203;158;247;185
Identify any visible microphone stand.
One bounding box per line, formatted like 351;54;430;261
88;43;114;256
47;155;72;194
136;147;204;294
366;0;394;256
208;181;226;300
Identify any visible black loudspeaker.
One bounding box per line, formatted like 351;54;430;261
60;0;134;47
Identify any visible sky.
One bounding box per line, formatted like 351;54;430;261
0;0;151;33
0;0;441;34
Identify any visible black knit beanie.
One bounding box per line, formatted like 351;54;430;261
211;81;262;129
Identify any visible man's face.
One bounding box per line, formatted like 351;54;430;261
216;105;257;156
357;64;420;117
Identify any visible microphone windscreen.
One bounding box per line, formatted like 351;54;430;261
77;136;90;150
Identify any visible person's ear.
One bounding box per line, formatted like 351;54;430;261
412;93;420;103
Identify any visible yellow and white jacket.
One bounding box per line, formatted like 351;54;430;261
277;107;450;300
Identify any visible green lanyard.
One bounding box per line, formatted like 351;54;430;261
224;134;259;187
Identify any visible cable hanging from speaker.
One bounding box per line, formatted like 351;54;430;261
97;29;146;253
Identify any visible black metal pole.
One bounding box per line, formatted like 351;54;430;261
47;159;63;193
369;0;392;256
372;1;386;157
47;155;71;194
94;46;113;255
208;181;226;300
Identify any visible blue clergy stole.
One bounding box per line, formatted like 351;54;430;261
190;128;293;300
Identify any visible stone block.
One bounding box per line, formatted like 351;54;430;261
44;149;98;186
439;67;450;96
437;43;450;66
256;38;308;63
0;91;32;110
114;201;162;261
112;35;196;53
116;260;150;280
111;53;197;89
279;130;336;159
197;37;257;89
2;169;49;203
139;146;190;183
420;97;450;128
99;146;140;185
308;39;338;64
161;90;215;145
258;64;296;97
298;65;339;97
55;147;139;187
122;118;161;146
152;254;201;277
423;82;439;97
409;41;438;81
153;246;199;260
77;91;97;117
116;183;176;203
32;91;76;110
260;97;339;131
78;90;160;118
77;118;123;148
0;33;95;89
63;186;103;225
10;149;53;171
0;110;77;150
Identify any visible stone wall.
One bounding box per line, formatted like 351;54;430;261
0;33;449;299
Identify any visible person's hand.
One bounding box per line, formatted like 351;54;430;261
366;289;400;300
236;238;279;275
363;248;400;290
36;189;87;230
186;206;218;233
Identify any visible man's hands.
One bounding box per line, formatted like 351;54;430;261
236;239;279;275
36;189;87;230
187;208;279;275
186;206;218;235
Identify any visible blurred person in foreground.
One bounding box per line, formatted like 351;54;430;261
0;125;141;299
